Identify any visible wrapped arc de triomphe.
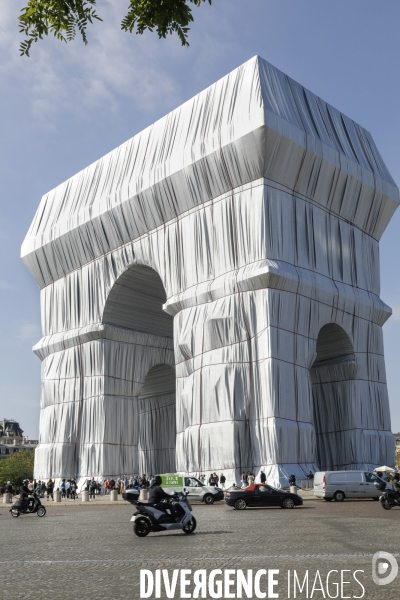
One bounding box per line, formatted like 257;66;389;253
22;56;399;487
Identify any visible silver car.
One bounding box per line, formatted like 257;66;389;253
314;470;390;502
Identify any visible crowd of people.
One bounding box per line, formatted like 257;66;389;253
2;469;400;502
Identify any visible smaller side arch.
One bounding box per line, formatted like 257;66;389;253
138;363;176;475
310;323;356;471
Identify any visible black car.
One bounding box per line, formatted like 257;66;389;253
225;483;303;509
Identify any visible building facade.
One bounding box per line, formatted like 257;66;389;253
0;418;37;459
22;57;399;486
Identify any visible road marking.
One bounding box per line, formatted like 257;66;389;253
0;553;398;566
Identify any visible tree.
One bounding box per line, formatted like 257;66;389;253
18;0;212;56
0;450;35;489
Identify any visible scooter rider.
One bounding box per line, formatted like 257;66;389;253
19;479;31;512
148;476;178;521
391;473;400;496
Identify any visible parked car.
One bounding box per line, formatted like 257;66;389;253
314;471;390;502
225;483;303;510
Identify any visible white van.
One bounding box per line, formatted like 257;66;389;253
314;471;390;501
160;474;224;504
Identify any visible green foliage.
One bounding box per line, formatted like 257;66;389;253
0;450;35;489
18;0;211;56
121;0;211;47
19;0;102;56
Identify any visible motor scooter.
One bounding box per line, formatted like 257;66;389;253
374;481;400;510
130;491;196;537
10;491;47;518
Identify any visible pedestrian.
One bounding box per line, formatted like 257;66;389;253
104;479;110;494
89;477;97;500
46;478;54;501
307;471;314;480
219;473;226;490
260;470;266;484
70;478;77;500
240;471;248;488
248;472;255;485
5;481;13;496
208;473;217;486
60;478;66;498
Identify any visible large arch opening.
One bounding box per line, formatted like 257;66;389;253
102;264;175;476
310;324;356;471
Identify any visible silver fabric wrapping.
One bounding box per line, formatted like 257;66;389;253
22;56;398;487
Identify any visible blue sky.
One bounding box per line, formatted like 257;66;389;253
1;0;400;438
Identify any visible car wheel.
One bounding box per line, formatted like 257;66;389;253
183;517;197;534
282;498;295;509
234;498;247;510
11;509;20;518
323;498;332;502
333;491;345;502
134;517;151;537
37;506;46;517
203;494;214;505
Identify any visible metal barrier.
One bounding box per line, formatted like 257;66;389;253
297;479;314;490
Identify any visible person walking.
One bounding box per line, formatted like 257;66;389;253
219;473;226;490
46;478;54;501
260;470;266;484
89;477;97;500
208;473;217;486
248;472;255;485
240;471;248;488
70;478;77;500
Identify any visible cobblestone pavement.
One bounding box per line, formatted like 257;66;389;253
1;499;399;599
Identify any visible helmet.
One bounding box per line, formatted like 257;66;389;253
22;479;29;485
154;475;162;486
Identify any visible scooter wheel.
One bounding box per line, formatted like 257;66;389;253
381;499;393;510
37;506;46;517
183;517;197;534
134;517;151;537
11;509;20;518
